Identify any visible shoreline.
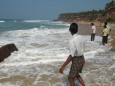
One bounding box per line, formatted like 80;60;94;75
0;22;114;86
64;20;115;51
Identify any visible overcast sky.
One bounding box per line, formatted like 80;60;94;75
0;0;111;20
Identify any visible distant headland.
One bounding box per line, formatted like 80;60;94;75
55;0;115;24
55;0;115;51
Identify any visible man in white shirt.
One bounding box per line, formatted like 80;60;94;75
59;23;86;86
91;23;96;41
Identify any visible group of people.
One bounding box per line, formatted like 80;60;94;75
59;22;111;86
90;21;111;45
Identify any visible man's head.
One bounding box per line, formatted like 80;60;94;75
104;22;107;25
69;22;78;35
91;23;94;26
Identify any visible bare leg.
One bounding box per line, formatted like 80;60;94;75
69;78;75;86
77;74;85;86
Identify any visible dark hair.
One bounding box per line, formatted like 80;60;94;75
91;23;94;26
104;22;107;25
69;22;78;35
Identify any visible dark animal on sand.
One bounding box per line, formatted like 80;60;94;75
0;43;18;62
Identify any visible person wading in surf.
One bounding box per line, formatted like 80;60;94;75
90;23;96;41
59;23;86;86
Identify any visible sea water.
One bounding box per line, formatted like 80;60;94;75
0;20;115;86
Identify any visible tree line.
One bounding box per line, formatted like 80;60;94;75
57;0;115;22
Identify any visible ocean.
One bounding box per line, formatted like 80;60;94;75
0;19;115;86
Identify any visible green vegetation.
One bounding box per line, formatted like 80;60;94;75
59;9;104;18
58;0;115;23
58;9;104;21
105;0;115;11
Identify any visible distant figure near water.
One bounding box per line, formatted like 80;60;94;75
0;43;18;62
102;21;111;46
104;21;111;42
102;25;108;45
90;23;96;41
59;23;86;86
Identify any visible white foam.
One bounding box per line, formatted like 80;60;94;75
49;21;70;26
0;28;69;67
23;20;49;23
0;82;20;86
0;20;5;23
0;25;113;86
0;28;112;66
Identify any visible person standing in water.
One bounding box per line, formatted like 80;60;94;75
91;23;96;41
104;21;111;43
59;23;86;86
102;25;108;45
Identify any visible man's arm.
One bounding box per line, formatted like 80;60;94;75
59;55;73;74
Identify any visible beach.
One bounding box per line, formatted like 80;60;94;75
77;21;115;51
0;20;115;86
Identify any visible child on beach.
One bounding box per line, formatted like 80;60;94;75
59;23;86;86
91;23;96;41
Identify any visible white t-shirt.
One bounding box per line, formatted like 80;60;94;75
69;34;86;57
92;25;96;33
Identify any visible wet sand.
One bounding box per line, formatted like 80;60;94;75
77;24;102;36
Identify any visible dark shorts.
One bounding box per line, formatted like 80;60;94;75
102;36;108;44
68;55;85;79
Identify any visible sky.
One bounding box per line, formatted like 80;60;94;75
0;0;112;20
